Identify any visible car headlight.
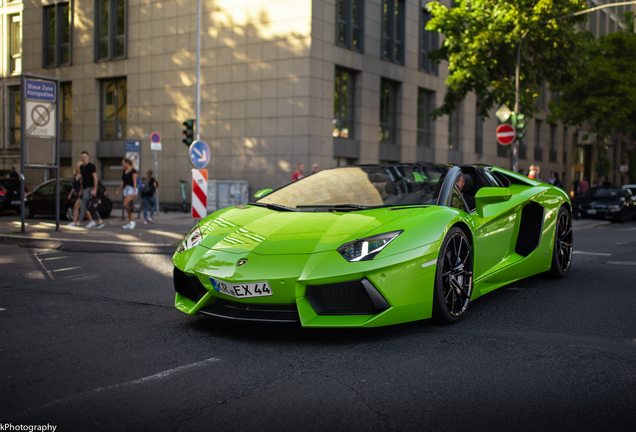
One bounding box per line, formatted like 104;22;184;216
338;230;403;262
177;225;204;253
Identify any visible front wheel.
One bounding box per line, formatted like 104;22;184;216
432;227;474;324
64;205;74;221
549;206;573;278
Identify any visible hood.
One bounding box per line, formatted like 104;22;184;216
198;205;411;255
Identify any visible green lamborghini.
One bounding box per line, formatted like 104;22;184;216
172;164;573;327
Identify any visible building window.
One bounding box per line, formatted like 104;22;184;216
417;89;434;148
549;124;558;163
101;78;127;140
9;86;21;146
336;0;363;51
333;157;357;167
95;0;127;61
333;68;355;139
60;83;73;142
534;120;543;162
382;0;405;64
590;11;597;37
448;104;462;152
563;126;568;164
43;2;72;67
536;80;547;110
519;139;527;160
379;79;398;144
9;14;22;74
475;102;484;156
599;11;607;36
419;6;438;75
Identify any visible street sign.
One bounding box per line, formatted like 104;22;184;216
25;79;56;102
495;104;512;123
25;101;56;137
189;140;210;168
150;131;162;151
192;169;208;219
496;124;516;146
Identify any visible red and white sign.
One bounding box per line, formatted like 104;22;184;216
496;124;516;145
192;169;208;219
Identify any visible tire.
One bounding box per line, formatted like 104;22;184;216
549;206;573;278
432;227;474;324
25;205;34;219
64;205;74;221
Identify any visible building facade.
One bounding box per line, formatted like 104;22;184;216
0;0;632;204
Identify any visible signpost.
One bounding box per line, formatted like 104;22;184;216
496;124;516;146
150;132;161;212
20;75;60;232
191;169;208;219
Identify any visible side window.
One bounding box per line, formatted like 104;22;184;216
451;188;467;212
39;182;56;194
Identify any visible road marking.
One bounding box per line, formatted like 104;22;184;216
606;261;636;266
0;308;6;311
573;251;612;256
50;267;82;273
9;357;220;418
40;255;71;261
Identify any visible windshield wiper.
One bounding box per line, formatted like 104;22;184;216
248;202;299;212
296;204;371;210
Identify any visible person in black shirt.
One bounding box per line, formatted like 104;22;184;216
9;167;19;179
115;157;138;229
77;151;104;228
141;170;158;224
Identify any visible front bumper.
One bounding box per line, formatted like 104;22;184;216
172;242;440;328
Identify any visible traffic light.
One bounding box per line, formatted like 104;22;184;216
512;113;526;140
182;119;195;146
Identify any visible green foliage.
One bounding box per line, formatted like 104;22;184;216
594;146;612;179
548;30;636;144
426;0;588;119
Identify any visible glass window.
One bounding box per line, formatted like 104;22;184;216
101;157;124;181
95;0;126;61
549;123;557;162
9;86;20;146
379;79;398;144
599;11;607;36
60;83;73;142
333;68;355;139
10;14;22;74
101;78;127;140
534;120;543;162
475;101;484;156
382;0;405;64
448;103;462;152
563;126;568;164
419;7;438;74
417;88;434;148
336;0;364;52
43;2;71;67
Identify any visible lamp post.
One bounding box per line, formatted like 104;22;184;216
511;1;636;173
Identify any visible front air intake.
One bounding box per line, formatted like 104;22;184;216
173;267;208;303
306;278;390;315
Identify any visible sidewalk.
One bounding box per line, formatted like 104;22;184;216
0;211;198;254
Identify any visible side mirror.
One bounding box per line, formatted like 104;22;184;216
474;187;512;217
254;188;273;199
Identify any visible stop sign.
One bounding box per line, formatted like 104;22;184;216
496;124;516;145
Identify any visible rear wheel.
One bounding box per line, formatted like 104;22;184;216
64;205;74;221
549;207;573;278
432;227;473;324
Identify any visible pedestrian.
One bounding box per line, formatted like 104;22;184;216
311;163;320;174
534;165;541;181
141;170;158;224
528;165;536;179
77;151;105;228
68;161;96;227
579;177;589;193
291;162;304;181
548;171;562;188
8;166;19;179
115;157;138;229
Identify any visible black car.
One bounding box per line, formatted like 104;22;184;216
0;178;28;213
25;178;112;220
573;186;636;222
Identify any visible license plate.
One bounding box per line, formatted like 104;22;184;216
587;209;597;214
210;278;273;298
11;201;20;205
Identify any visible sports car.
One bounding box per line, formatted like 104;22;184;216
172;164;573;327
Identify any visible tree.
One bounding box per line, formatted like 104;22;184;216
548;25;636;183
426;0;588;118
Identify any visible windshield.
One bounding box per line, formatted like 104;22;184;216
256;165;450;209
587;187;622;198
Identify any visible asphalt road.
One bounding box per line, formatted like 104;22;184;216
1;220;635;432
